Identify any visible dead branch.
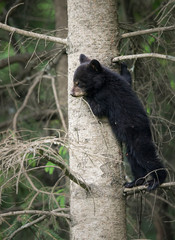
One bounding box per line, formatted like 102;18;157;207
49;75;67;132
121;25;175;38
43;152;90;192
0;53;32;69
5;3;24;24
0;109;57;130
112;53;175;62
0;78;28;89
0;22;67;45
0;49;62;70
124;182;175;196
12;75;41;131
155;1;175;25
0;135;90;193
0;209;70;219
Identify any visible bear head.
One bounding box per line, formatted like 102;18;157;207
71;54;105;97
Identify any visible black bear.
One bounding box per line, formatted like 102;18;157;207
71;54;167;190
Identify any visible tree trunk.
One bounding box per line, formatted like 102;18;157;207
67;0;126;239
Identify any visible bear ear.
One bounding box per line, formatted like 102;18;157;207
79;54;90;64
89;59;102;73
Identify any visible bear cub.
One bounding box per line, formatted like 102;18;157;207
71;54;167;190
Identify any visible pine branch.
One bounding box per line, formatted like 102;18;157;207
0;22;67;45
121;25;175;38
112;53;175;62
8;215;46;240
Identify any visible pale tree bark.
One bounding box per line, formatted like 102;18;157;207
67;1;126;239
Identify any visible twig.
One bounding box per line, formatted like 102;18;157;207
8;215;46;240
5;3;24;24
112;53;175;62
0;53;32;69
50;75;68;132
121;25;175;38
0;22;67;45
12;76;41;131
123;182;175;196
0;109;57;130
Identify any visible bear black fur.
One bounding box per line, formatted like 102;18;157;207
71;54;167;190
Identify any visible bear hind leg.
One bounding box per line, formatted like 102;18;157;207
124;154;147;188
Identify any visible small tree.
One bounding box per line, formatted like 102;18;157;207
67;0;126;239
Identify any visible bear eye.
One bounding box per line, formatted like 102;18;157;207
75;81;79;86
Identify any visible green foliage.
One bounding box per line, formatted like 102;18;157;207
56;189;66;208
170;78;175;89
26;152;37;167
45;161;56;174
59;145;69;161
142;36;155;53
146;91;153;115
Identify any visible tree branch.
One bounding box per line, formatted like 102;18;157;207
0;209;70;218
12;76;41;131
0;53;32;69
121;25;175;38
112;53;175;62
49;75;68;132
0;109;57;130
123;182;175;196
0;49;62;69
44;154;90;192
8;215;46;240
0;22;67;45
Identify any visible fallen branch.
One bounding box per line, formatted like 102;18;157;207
112;53;175;62
121;25;175;38
124;182;175;196
0;22;67;45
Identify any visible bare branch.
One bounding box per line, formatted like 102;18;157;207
112;53;175;62
0;22;67;45
121;25;175;39
0;209;70;219
45;154;90;192
5;3;24;24
124;182;175;196
0;134;90;193
0;53;32;69
0;49;62;70
0;109;57;130
49;75;68;132
12;76;41;131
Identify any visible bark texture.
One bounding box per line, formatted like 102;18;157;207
67;1;126;239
